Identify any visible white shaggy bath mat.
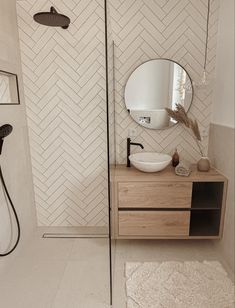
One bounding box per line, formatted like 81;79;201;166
125;261;234;308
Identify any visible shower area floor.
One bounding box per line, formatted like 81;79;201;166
0;229;110;308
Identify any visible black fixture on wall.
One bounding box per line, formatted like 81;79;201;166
0;124;21;257
127;138;144;167
0;124;13;154
33;6;70;29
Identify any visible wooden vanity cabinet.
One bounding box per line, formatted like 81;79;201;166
111;165;227;239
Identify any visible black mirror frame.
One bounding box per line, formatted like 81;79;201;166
124;58;194;130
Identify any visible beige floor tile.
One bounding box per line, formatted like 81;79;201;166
0;259;67;308
52;260;110;308
70;238;110;261
0;235;111;308
18;237;75;261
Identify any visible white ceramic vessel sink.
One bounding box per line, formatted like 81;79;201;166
129;152;171;173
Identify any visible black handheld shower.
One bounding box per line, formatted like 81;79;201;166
0;124;13;155
0;124;20;257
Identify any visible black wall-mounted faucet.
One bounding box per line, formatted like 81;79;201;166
127;137;144;167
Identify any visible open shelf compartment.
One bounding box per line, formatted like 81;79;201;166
190;210;221;236
191;182;224;210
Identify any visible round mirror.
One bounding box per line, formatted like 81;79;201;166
125;59;193;130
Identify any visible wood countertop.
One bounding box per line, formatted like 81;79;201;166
111;164;227;182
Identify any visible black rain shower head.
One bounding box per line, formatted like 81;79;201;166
0;124;13;155
33;7;70;29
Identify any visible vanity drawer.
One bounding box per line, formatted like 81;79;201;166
118;182;192;208
119;211;190;237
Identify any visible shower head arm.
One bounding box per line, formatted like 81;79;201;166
50;7;58;14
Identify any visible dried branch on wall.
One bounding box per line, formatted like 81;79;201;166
165;104;204;156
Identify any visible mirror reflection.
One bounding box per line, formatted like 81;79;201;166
125;59;193;129
0;70;20;105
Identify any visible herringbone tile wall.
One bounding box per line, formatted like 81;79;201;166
16;0;109;227
108;0;219;164
16;0;220;227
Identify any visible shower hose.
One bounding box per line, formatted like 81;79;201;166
0;166;20;256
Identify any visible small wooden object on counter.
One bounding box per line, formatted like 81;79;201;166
111;165;227;240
